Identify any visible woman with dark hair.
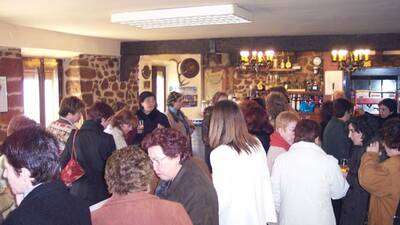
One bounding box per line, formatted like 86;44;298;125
240;99;274;153
166;91;195;146
209;100;276;225
91;146;193;225
142;128;218;225
202;92;228;172
105;109;137;150
61;101;116;207
340;115;380;225
271;119;349;225
1;127;91;225
359;118;400;225
265;92;291;128
130;91;170;145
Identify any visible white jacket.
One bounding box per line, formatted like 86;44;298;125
211;142;277;225
271;141;349;225
104;125;127;150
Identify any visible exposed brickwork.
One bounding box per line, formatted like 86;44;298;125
0;47;24;144
64;54;139;112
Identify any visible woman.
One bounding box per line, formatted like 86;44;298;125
265;92;291;128
91;146;193;225
240;99;274;153
129;91;170;145
142;128;218;225
61;101;116;206
166;91;195;145
202;92;228;172
359;118;400;225
340;115;379;225
319;101;333;141
209;100;277;225
105;109;136;150
271;119;349;225
1;127;91;225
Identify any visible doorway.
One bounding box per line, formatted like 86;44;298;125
152;66;167;113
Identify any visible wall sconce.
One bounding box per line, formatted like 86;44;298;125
331;48;372;72
239;49;275;73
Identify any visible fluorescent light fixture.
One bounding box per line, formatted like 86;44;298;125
111;4;252;29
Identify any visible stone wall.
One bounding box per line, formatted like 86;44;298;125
0;48;23;143
64;54;139;112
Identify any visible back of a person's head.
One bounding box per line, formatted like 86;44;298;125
111;109;136;129
211;92;228;106
1;126;60;185
333;98;353;118
86;101;114;122
209;100;257;154
267;86;290;102
266;92;290;121
6;115;37;136
105;146;154;194
240;99;273;135
142;128;191;163
294;119;321;143
59;96;85;117
348;114;380;147
251;97;266;109
275;111;300;130
333;91;345;100
379;98;397;113
320;101;334;124
382;118;400;150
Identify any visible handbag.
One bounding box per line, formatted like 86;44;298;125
60;130;85;186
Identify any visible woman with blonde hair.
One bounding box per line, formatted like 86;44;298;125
209;100;277;225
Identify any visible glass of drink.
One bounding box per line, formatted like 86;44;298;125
339;159;349;174
137;120;144;134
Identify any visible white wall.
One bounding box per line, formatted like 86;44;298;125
139;54;202;120
0;22;120;56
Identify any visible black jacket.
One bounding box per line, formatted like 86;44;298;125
322;117;352;160
61;120;116;206
131;109;170;145
156;159;219;225
340;146;370;225
3;180;91;225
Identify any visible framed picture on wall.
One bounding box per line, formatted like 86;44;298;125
0;76;8;112
143;81;151;89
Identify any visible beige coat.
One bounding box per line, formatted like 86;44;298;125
266;145;287;173
166;111;195;142
359;152;400;225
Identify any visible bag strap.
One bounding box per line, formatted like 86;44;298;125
71;130;79;160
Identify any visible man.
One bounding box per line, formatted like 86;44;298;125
1;127;91;225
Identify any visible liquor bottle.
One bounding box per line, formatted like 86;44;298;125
285;57;292;69
280;59;286;69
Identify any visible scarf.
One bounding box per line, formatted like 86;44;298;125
270;132;290;151
168;106;191;136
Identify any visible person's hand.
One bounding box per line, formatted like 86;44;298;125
157;124;164;129
366;141;380;153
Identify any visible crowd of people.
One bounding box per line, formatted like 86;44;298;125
0;88;399;225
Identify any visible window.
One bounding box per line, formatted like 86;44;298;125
23;58;62;126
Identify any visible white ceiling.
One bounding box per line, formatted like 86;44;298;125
1;0;400;41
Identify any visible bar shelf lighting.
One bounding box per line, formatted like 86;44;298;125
111;4;252;29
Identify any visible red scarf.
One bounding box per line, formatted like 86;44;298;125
270;132;290;151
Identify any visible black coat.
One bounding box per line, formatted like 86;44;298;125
130;109;170;145
156;159;219;225
61;120;116;206
3;180;91;225
340;146;370;225
322;117;352;160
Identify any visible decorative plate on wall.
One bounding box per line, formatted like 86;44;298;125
141;65;151;79
180;58;200;78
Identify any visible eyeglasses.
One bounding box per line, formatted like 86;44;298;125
150;156;168;165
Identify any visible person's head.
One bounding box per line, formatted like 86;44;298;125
58;96;85;123
86;101;114;128
320;101;334;124
209;100;258;154
265;92;290;125
211;92;228;106
240;99;273;135
333;91;345;100
105;146;154;194
381;118;400;157
1;127;60;195
348;115;380;147
167;91;184;110
267;86;290;103
142;128;191;181
251;97;266;109
275;111;300;145
333;98;353;122
378;98;397;119
294;119;321;144
6;115;37;136
111;109;137;135
139;91;156;113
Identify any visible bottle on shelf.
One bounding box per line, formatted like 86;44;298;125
280;58;286;69
285;57;292;69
